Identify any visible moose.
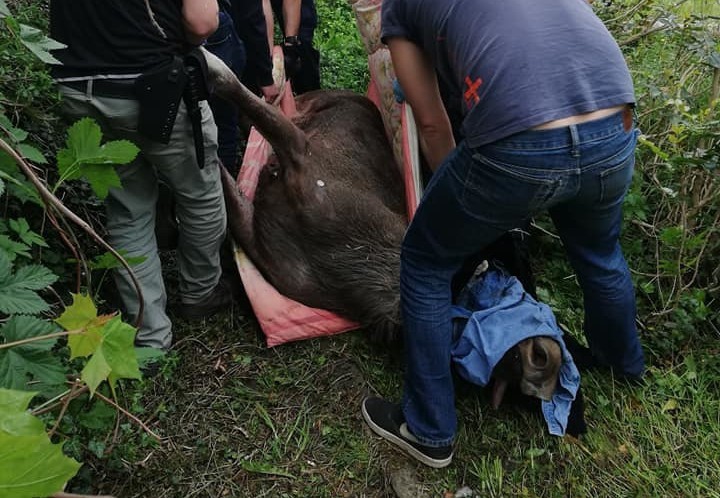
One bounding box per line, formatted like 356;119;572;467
202;50;584;432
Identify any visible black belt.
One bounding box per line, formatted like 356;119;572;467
62;79;137;99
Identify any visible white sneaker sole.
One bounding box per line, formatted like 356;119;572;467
361;401;453;469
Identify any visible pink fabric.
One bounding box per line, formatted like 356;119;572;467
233;51;419;347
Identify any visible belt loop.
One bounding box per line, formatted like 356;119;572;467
569;124;580;158
86;79;94;101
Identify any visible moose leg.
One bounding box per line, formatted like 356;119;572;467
219;166;256;253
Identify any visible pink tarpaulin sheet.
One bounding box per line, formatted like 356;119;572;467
232;48;421;347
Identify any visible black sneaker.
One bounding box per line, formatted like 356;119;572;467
361;397;453;469
177;278;235;320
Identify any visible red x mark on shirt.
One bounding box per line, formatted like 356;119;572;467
464;76;483;108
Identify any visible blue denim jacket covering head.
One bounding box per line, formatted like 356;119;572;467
451;264;581;436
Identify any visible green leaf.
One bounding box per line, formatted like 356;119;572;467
77;400;116;430
77;163;122;199
0;316;66;391
18;23;66;65
0;251;58;315
0;234;30;261
134;347;165;368
89;250;147;270
56;118;138;199
0;1;11;18
0;389;81;497
55;294;103;359
101;316;141;390
0;153;41;206
0;433;81;497
0;389;44;436
16;143;47;164
100;139;141;164
8;218;48;248
81;349;111;396
0;177;4;197
0;113;28;143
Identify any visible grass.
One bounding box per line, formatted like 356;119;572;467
82;300;720;497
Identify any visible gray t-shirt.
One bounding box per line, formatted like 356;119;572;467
381;0;635;147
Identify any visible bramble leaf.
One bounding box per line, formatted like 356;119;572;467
0;316;66;391
56;118;138;199
17;143;47;164
9;218;48;248
18;23;66;65
0;251;58;315
0;112;27;143
0;234;30;261
0;1;10;18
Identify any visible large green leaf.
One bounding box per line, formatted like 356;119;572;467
18;24;65;65
0;389;44;436
0;316;66;391
0;389;81;497
0;433;81;497
56;118;138;199
0;251;58;315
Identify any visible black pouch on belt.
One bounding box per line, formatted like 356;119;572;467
183;48;210;169
135;56;187;144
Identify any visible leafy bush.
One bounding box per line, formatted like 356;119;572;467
315;0;369;92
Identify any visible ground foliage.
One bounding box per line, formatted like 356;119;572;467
0;0;719;497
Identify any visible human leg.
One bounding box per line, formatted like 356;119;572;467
549;126;645;378
58;87;173;349
206;11;246;174
363;143;552;463
148;101;227;309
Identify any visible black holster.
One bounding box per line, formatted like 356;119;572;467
134;48;210;168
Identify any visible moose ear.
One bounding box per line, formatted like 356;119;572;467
518;337;561;401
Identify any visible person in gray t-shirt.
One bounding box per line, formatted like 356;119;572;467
361;0;645;469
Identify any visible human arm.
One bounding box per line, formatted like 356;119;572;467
386;37;455;171
182;0;219;45
281;0;302;38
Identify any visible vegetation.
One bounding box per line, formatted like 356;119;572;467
0;0;718;496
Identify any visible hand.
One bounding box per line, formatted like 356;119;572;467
283;42;302;79
260;83;280;103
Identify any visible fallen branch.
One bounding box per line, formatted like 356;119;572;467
93;390;163;442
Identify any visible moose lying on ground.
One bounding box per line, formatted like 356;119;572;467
203;50;585;435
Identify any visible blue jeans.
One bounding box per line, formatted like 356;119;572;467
401;109;646;446
206;11;246;173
